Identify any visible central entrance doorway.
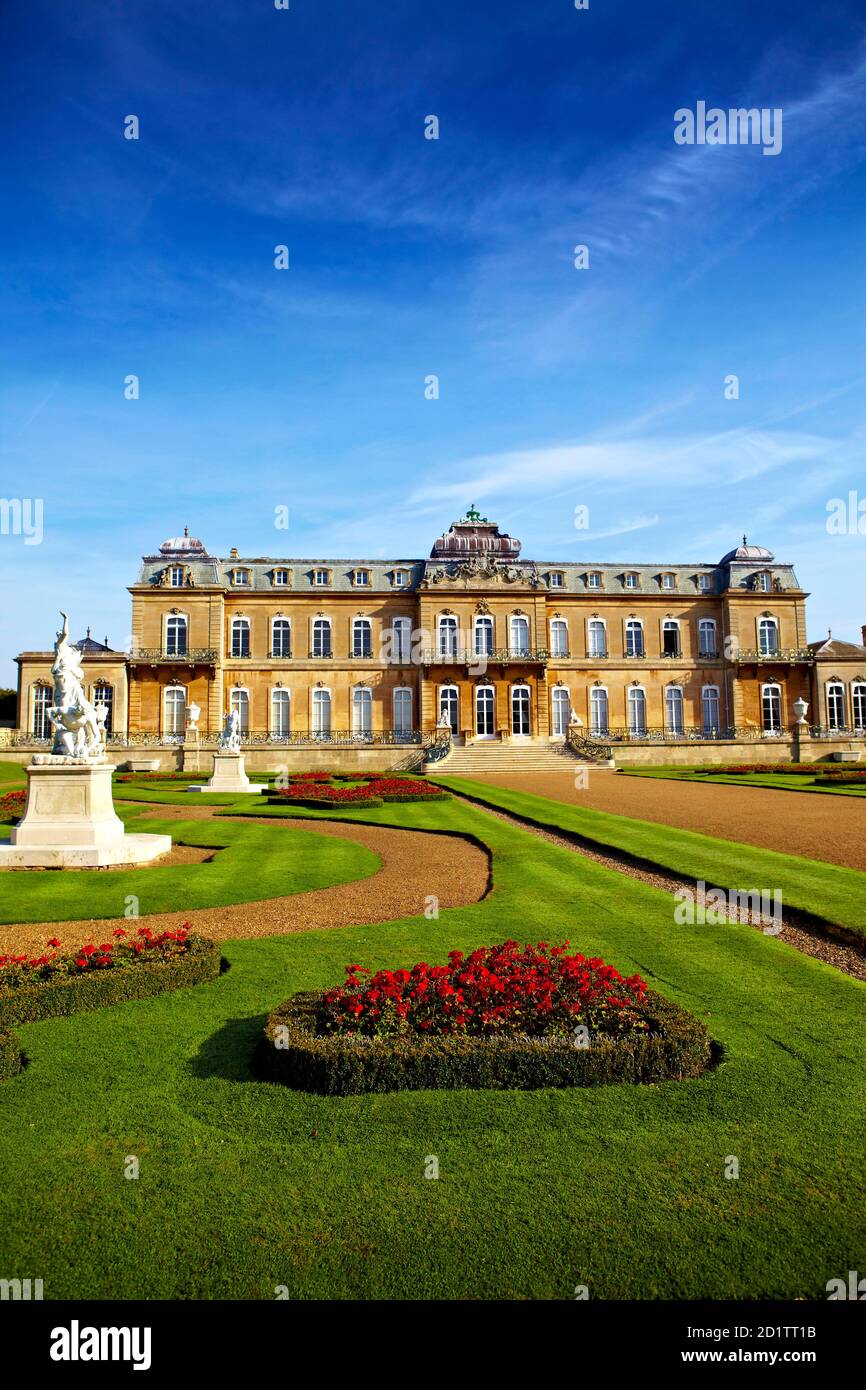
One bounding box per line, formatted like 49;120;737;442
475;685;495;739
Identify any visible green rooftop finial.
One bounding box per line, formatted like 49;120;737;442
466;504;481;521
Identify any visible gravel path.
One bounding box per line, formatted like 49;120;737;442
0;810;491;957
447;768;866;870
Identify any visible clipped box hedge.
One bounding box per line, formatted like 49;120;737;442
0;936;223;1029
0;1027;24;1081
255;990;714;1095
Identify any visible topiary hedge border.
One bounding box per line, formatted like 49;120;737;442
0;936;223;1029
255;989;714;1095
0;1026;24;1081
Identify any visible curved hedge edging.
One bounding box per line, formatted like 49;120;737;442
0;936;223;1029
0;1027;24;1080
255;989;714;1095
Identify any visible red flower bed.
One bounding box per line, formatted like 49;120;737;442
276;774;446;804
320;940;649;1040
0;790;26;817
0;924;194;989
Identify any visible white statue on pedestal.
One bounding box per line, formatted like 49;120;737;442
45;612;103;761
219;708;241;754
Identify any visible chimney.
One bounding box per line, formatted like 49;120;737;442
862;624;866;647
230;547;239;559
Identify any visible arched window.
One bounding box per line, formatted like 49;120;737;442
549;619;568;657
698;619;717;658
474;615;494;657
352;618;372;659
702;685;720;736
166;615;187;656
438;615;458;657
312;688;331;737
509;615;529;657
665;685;684;735
511;683;531;735
551;686;570;736
393;687;413;738
761;683;782;734
853;682;866;732
625;619;644;658
758;618;779;656
230;617;250;658
588;620;606;658
475;684;495;738
438;684;459;734
93;684;114;734
271;688;290;738
627;686;646;736
271;618;291;658
164;686;186;737
312;618;332;658
662;620;680;658
352;686;372;738
391;618;411;663
826;682;846;731
590;687;609;736
32;685;51;739
230;688;250;734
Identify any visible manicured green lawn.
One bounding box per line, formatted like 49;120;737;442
619;765;866;796
0;759;27;787
0;794;864;1299
0;809;378;925
430;776;866;933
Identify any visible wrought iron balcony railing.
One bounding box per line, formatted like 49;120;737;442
733;648;815;663
129;647;218;663
422;648;550;665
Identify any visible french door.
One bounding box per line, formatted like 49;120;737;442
551;687;570;737
511;685;531;736
475;686;495;738
439;686;459;735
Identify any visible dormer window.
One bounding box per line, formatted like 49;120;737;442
353;569;371;587
273;568;289;587
231;568;250;587
587;571;603;590
698;574;712;592
169;565;185;587
392;570;408;588
549;571;565;589
755;571;771;592
660;573;676;591
313;569;331;588
624;572;639;590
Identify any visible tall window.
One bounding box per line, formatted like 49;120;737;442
698;619;717;658
438;615;458;657
352;687;372;737
391;618;411;663
312;688;331;737
271;618;291;657
762;683;782;734
509;616;529;656
312;618;332;658
230;688;250;734
475;616;494;656
549;619;568;657
230;617;250;658
551;687;570;736
352;618;372;658
853;683;866;732
665;686;684;735
758;618;779;656
702;685;721;735
476;685;495;737
590;687;609;736
393;687;413;738
93;684;113;734
271;688;290;737
166;615;187;656
627;687;646;736
32;685;50;738
511;684;531;735
439;685;459;734
588;620;607;658
164;686;186;737
662;620;680;657
625;620;644;658
827;682;846;731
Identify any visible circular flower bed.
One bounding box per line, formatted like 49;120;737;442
257;940;713;1093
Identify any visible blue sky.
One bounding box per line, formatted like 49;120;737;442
1;0;864;683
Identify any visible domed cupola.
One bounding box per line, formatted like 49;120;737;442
719;535;775;565
159;526;209;557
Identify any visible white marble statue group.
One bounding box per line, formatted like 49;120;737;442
45;612;103;762
219;707;242;754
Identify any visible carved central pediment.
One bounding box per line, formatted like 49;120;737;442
423;558;542;588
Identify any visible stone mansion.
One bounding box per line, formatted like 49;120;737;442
12;510;866;762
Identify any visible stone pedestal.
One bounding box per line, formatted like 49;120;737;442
0;759;172;868
187;752;266;794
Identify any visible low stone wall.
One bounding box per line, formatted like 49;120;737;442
610;736;864;767
0;743;426;774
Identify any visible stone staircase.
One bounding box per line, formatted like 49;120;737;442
435;739;597;775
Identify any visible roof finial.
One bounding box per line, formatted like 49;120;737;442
742;534;748;547
184;525;189;538
86;625;91;639
104;635;109;648
828;627;832;639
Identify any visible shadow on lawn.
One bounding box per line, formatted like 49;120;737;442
190;1013;269;1083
